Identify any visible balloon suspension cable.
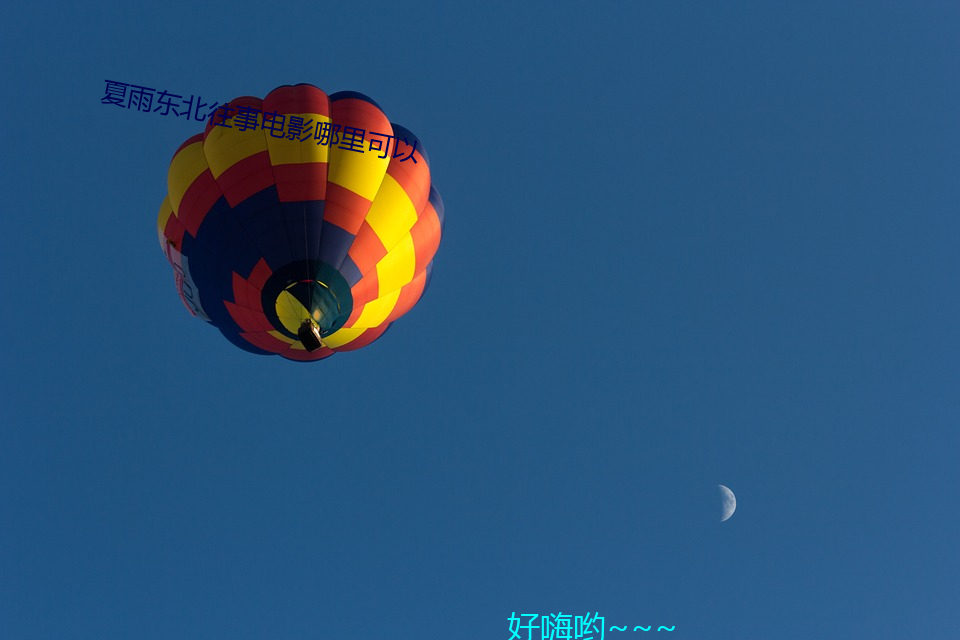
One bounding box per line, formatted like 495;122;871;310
302;206;310;325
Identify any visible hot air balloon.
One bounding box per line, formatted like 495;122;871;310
157;84;444;361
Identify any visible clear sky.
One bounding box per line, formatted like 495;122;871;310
1;2;958;638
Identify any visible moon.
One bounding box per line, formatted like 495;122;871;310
718;484;737;522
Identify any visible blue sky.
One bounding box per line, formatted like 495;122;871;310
2;2;959;638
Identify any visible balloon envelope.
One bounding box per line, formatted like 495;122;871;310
157;84;444;361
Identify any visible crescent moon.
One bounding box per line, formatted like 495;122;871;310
718;484;737;522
